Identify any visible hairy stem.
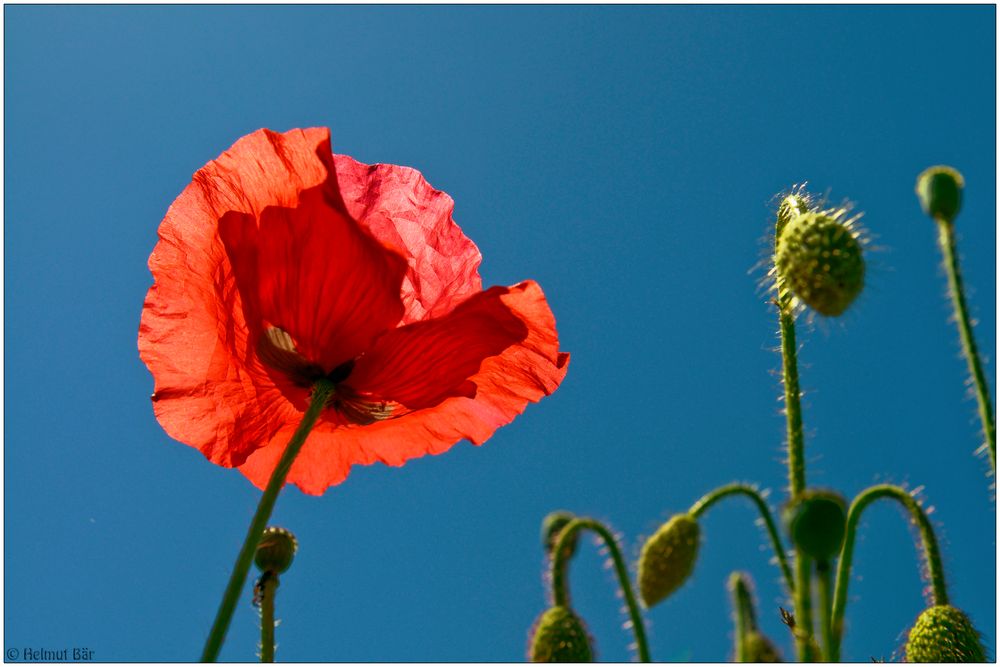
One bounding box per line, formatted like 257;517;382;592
830;484;949;661
259;574;278;663
729;572;757;662
936;218;996;470
778;301;815;660
551;518;651;662
201;379;335;662
779;306;807;497
775;197;815;661
816;560;834;662
688;483;794;594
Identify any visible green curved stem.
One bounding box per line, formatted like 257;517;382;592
830;484;949;661
936;218;996;471
688;483;794;594
551;518;651;662
201;379;335;662
259;574;278;663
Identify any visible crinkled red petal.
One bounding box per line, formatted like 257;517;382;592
346;286;529;409
237;280;570;495
332;154;483;324
138;128;342;466
219;183;407;372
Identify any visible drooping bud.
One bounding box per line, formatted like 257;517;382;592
916;166;964;224
541;511;578;559
783;491;847;561
905;605;986;662
775;211;865;316
637;514;700;607
744;632;783;663
529;606;594;663
254;526;298;574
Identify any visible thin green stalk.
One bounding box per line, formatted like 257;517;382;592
259;574;278;663
792;554;815;661
779;306;807;496
688;483;794;594
201;379;335;662
729;573;757;662
830;484;949;662
778;302;815;660
551;518;651;662
937;218;996;470
775;196;815;661
816;560;834;662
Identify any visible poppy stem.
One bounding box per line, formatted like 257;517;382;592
774;195;815;661
829;484;948;661
200;379;335;662
258;574;278;663
815;559;834;662
728;572;757;662
776;303;817;661
935;217;996;471
551;518;652;662
687;483;794;596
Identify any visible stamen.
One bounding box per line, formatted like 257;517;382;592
256;327;403;424
256;327;325;387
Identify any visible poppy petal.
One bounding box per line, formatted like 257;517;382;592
138;127;350;466
218;183;408;372
345;285;530;410
237;280;570;495
333;155;483;324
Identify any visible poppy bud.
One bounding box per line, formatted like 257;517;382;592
744;632;783;663
905;605;986;662
254;526;298;574
776;211;865;316
776;192;812;240
528;606;594;663
541;511;578;559
783;490;847;561
637;514;700;607
916;166;964;224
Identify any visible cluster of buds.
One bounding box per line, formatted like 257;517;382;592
528;173;991;663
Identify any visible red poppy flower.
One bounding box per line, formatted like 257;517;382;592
138;128;569;495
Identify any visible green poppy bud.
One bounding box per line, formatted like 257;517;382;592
637;514;700;607
744;631;783;663
783;491;847;561
254;526;298;574
542;511;578;559
776;192;812;240
916;166;964;224
529;606;594;663
905;605;986;662
776;211;865;316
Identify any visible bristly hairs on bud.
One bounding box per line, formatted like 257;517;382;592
542;511;579;562
905;605;987;663
637;514;700;608
528;606;595;663
763;186;874;323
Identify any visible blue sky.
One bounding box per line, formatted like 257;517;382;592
4;5;995;662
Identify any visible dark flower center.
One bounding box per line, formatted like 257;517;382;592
256;326;395;424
